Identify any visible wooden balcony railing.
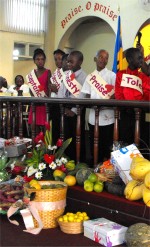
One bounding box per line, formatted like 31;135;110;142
0;96;149;165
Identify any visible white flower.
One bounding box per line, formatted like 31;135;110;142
35;171;43;180
61;157;68;164
48;145;57;151
49;162;57;170
48;145;53;150
36;144;41;148
27;166;38;177
53;146;57;150
55;159;62;167
39;162;46;170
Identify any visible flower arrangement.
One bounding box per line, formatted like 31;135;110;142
25;121;72;181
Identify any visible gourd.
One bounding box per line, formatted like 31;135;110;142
125;223;150;247
104;181;125;196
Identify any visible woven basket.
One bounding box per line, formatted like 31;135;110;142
57;220;84;234
24;180;68;229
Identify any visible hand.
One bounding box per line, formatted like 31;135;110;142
136;43;144;56
50;84;58;93
65;108;75;117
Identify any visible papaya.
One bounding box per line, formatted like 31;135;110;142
143;185;150;207
124;180;144;201
130;157;150;181
144;171;150;189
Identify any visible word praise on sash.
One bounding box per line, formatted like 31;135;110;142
121;74;143;94
86;70;114;99
63;70;82;97
50;68;63;90
26;70;46;97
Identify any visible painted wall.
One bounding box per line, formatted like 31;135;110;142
0;0;149;84
0;32;44;84
54;0;150;50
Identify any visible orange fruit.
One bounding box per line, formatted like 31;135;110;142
64;175;76;186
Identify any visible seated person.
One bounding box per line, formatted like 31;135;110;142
0;76;8;93
8;75;29;95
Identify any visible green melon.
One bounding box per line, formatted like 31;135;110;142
76;168;94;186
125;223;150;247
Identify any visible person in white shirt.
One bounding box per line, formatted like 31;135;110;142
81;49;116;163
8;75;29;96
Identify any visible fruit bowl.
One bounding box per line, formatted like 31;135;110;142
57;220;84;234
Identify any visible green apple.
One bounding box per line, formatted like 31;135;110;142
84;179;94;192
88;173;98;183
93;181;104;193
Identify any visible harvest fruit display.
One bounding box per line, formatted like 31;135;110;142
75;168;94;186
83;173;104;193
124;180;144;201
58;211;90;223
125;223;150;247
0;181;24;211
130;156;150;181
124;156;150;206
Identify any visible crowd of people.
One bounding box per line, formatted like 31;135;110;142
0;45;150;163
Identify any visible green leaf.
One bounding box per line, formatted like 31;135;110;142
55;138;72;159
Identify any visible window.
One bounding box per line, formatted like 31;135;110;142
2;0;48;35
13;42;43;60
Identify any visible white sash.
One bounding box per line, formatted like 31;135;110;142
63;70;81;97
86;70;114;99
26;70;47;97
121;74;143;94
50;68;63;90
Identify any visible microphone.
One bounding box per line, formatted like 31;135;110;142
137;32;142;45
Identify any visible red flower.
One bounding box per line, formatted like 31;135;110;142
70;73;75;81
38;85;44;92
57;164;67;173
34;132;44;144
45;121;50;131
56;138;63;147
44;154;55;164
12;166;24;175
23;175;34;182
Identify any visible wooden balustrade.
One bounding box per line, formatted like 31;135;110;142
0;96;149;165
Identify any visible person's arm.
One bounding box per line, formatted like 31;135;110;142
136;43;150;76
141;62;150;76
115;72;124;100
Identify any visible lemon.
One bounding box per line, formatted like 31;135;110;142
76;218;82;222
63;215;68;221
64;175;76;186
68;215;74;222
58;217;63;222
83;216;90;221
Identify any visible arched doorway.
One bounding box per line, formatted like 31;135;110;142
58;16;115;74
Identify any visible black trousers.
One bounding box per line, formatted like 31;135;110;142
88;123;114;163
64;108;86;162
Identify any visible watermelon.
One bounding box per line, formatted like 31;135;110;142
76;168;94;186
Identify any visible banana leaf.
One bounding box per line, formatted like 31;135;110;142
55;138;72;159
